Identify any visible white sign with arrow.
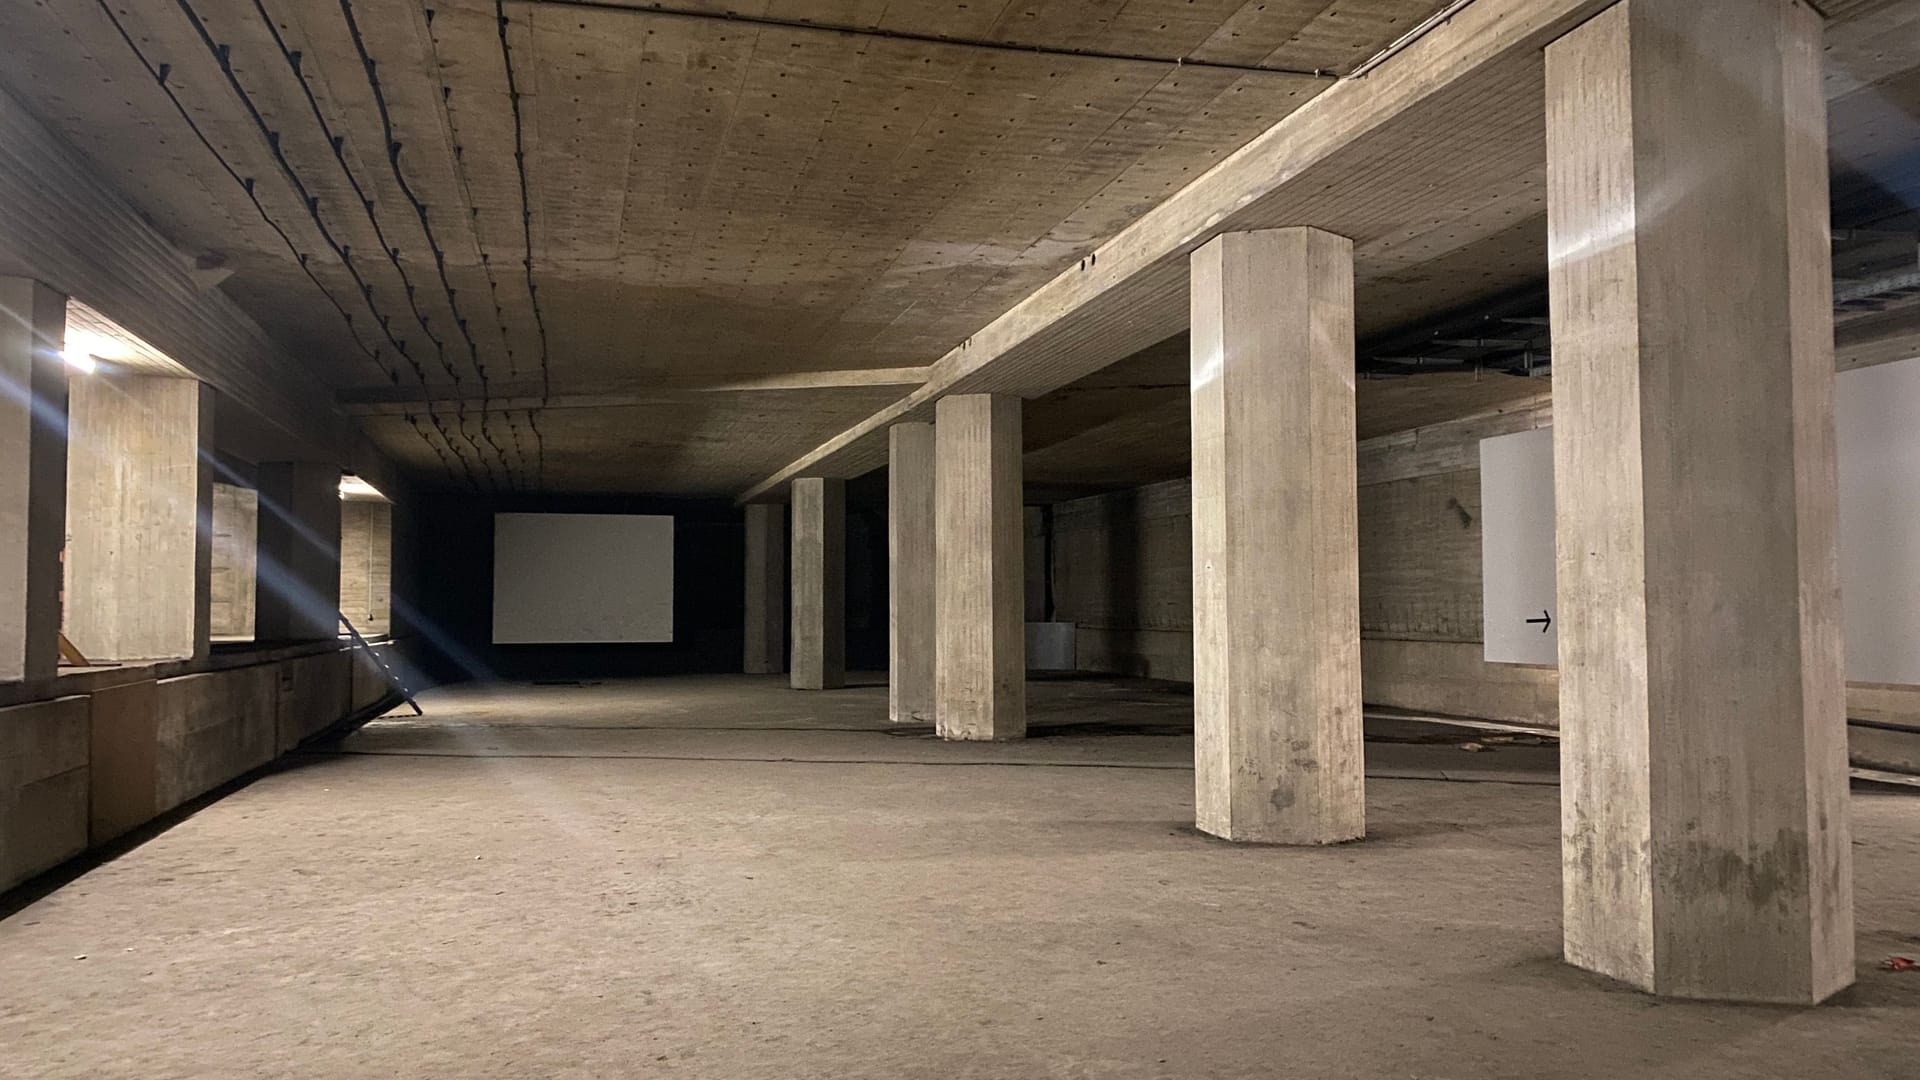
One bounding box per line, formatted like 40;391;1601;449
1480;425;1559;666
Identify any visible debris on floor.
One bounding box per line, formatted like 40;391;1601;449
1882;956;1918;972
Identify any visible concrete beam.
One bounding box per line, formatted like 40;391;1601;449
934;395;1025;740
1836;305;1920;371
735;0;1615;504
0;278;67;685
1190;228;1363;845
789;477;845;690
337;368;934;415
888;423;936;723
1547;0;1852;1003
743;502;786;675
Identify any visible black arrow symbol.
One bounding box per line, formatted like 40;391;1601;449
1525;610;1553;633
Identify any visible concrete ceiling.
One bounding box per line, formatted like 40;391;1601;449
3;0;1917;496
1021;331;1551;495
0;0;1470;494
1008;0;1920;498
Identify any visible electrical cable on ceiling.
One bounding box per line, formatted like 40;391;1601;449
416;5;539;485
495;0;553;488
416;14;537;480
515;0;1340;80
161;0;493;490
85;0;463;484
1346;0;1481;79
238;0;518;491
335;0;524;489
525;405;545;490
169;0;484;487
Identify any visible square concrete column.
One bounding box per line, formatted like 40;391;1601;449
743;502;786;674
888;422;936;723
209;482;259;640
934;394;1024;740
339;499;393;636
1546;0;1851;1003
789;477;845;690
191;400;215;661
1189;227;1362;845
64;375;213;663
0;279;67;685
254;461;342;643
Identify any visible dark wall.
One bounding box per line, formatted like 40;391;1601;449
403;493;747;684
846;503;888;671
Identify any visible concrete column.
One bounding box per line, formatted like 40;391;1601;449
1189;227;1362;845
339;499;392;637
209;482;259;641
1546;0;1851;1003
789;477;845;690
190;391;214;661
933;394;1024;740
64;375;212;663
0;279;67;684
254;461;342;643
888;422;936;723
743;502;786;674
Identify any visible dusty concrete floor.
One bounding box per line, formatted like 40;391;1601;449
2;674;1918;1078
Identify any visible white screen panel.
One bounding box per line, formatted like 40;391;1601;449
491;513;674;644
1477;355;1920;682
1479;425;1559;665
1838;357;1920;684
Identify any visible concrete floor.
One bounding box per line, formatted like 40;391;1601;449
2;675;1918;1078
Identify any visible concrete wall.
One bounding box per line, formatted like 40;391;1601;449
0;696;88;892
1049;400;1920;763
1051;401;1561;718
276;652;354;753
351;642;414;713
1;640;414;893
151;667;279;813
1051;479;1194;681
410;493;747;683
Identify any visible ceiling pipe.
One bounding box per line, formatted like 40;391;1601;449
1834;269;1920;305
513;0;1338;80
1348;0;1481;79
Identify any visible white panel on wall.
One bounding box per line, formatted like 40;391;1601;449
1479;425;1558;665
1838;356;1920;685
492;513;674;644
1477;355;1920;683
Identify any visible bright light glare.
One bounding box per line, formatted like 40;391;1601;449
339;475;386;501
60;328;126;374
